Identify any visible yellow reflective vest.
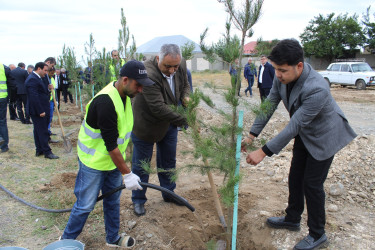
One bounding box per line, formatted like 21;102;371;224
0;64;7;99
109;58;126;81
50;76;56;101
77;82;133;170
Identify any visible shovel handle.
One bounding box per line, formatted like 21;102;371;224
51;89;66;138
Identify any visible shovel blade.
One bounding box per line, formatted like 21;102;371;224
63;137;72;153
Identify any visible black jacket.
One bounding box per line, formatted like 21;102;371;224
10;67;29;94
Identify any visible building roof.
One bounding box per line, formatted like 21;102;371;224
136;35;201;54
243;41;257;55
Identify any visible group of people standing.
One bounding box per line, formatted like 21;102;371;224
230;55;275;100
0;57;74;158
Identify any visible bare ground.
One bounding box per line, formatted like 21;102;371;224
0;74;374;249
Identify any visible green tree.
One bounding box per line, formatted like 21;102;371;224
255;38;279;56
118;8;136;61
362;6;375;49
181;41;196;60
300;13;365;61
198;0;264;248
83;33;97;84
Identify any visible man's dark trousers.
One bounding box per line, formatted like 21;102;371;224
285;135;334;240
0;98;9;150
8;90;18;119
16;94;30;123
131;125;178;204
30;114;52;156
259;86;271;101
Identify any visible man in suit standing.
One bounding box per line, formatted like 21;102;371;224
61;68;73;104
242;39;356;250
10;62;31;124
0;63;16;152
54;68;62;110
8;64;19;121
257;55;275;101
244;57;257;97
131;44;190;216
25;62;59;159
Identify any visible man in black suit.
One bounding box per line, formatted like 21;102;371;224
10;62;31;124
8;64;19;120
258;55;275;101
54;68;62;110
61;68;73;104
25;62;59;159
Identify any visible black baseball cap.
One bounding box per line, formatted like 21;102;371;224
120;60;154;86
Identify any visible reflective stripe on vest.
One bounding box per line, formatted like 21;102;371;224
77;82;133;171
0;64;7;98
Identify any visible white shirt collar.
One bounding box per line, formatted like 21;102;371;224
33;71;41;78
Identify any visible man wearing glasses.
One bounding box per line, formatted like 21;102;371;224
130;44;191;216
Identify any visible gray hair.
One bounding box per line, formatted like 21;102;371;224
158;44;181;62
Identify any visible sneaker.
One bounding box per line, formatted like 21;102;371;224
106;233;136;248
293;234;328;250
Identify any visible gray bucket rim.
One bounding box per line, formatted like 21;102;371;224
42;239;85;250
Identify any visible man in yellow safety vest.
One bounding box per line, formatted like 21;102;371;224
61;60;154;248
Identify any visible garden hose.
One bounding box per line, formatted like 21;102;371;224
0;182;195;213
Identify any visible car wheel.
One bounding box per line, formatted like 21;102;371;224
355;79;366;90
324;78;331;87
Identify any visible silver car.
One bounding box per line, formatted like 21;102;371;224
319;62;375;90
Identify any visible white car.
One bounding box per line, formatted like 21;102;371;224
319;62;375;90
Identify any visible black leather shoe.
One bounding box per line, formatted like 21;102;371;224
1;147;9;153
10;117;20;121
133;203;146;216
36;151;43;157
293;234;328;250
25;121;32;124
266;216;300;231
45;153;59;159
163;196;184;206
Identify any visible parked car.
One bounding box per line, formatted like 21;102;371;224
319;62;375;90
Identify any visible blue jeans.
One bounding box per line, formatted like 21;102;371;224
0;98;9;150
48;100;54;134
245;77;254;96
62;159;123;244
131;125;178;204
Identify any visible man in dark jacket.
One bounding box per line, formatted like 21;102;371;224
25;62;59;159
244;58;257;97
10;62;31;124
131;44;190;216
0;63;16;152
258;55;275;101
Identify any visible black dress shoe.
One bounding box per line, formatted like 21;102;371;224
36;151;43;157
10;117;20;121
25;121;32;124
133;203;146;216
266;216;300;231
293;234;328;250
45;153;59;159
163;195;185;206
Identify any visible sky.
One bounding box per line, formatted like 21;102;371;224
0;0;373;67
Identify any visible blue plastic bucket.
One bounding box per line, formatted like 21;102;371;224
0;247;28;250
42;239;84;250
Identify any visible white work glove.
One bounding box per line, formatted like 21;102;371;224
123;171;143;191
